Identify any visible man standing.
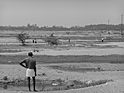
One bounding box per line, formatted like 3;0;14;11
20;52;37;92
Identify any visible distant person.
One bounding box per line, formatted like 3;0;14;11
101;38;104;42
68;38;71;43
33;39;35;43
35;40;37;43
19;52;37;92
34;39;37;43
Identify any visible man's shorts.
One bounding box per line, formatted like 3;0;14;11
26;68;35;77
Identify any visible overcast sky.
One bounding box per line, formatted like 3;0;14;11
0;0;124;27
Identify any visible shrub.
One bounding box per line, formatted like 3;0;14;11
3;76;8;80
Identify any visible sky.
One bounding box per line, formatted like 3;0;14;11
0;0;124;27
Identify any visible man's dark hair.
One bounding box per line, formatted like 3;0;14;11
28;52;33;57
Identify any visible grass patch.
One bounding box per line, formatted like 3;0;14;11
0;49;22;53
47;65;103;72
0;55;124;64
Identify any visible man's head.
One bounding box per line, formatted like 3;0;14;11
28;52;33;57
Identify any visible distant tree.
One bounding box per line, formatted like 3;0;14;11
66;32;70;35
17;32;29;45
43;35;59;45
0;24;124;31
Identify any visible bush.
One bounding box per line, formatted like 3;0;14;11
3;76;8;80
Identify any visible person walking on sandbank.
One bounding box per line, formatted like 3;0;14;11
20;52;37;92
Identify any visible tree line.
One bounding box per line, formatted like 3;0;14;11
0;24;124;31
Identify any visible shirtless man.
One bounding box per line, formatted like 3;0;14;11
20;52;37;92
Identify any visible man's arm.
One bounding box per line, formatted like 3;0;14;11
19;59;27;68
